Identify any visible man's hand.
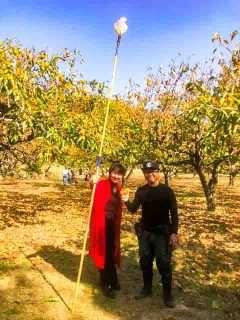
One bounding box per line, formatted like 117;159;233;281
170;233;178;249
121;194;130;202
121;188;130;202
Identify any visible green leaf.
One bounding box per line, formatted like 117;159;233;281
231;30;238;41
46;296;60;303
186;82;193;91
212;300;222;309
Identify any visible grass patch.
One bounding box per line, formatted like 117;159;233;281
0;259;16;274
4;307;20;316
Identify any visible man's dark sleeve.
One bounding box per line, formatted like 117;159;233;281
125;188;141;213
169;188;179;234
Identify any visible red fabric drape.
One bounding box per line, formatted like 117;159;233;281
89;179;122;269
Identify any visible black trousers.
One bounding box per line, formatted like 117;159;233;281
138;230;172;290
99;213;118;288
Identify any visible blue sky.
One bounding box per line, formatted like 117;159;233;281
0;0;239;94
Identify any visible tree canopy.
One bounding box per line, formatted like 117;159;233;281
0;31;239;210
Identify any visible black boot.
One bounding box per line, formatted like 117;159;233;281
135;287;152;300
163;288;175;308
161;272;175;308
135;271;152;300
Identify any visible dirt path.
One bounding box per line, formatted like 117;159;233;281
0;175;239;319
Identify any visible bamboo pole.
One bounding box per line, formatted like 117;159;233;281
72;28;125;313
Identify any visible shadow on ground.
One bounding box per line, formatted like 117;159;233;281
26;244;240;320
0;181;90;230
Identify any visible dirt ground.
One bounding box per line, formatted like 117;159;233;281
0;173;239;320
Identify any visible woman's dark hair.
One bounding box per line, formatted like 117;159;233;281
109;162;126;176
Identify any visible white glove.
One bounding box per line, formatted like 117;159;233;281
92;174;100;184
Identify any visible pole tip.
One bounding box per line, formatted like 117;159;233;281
114;17;128;35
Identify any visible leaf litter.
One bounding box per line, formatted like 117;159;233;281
0;174;239;319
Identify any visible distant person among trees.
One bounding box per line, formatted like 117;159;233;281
84;173;90;182
62;168;70;185
70;169;77;184
89;162;126;299
122;160;179;308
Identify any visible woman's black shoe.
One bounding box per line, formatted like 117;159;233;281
102;286;116;299
111;283;121;291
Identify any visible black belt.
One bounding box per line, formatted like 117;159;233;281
144;224;169;234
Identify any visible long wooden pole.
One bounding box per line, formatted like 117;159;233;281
71;34;122;313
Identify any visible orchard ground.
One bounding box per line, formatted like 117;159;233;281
0;171;239;320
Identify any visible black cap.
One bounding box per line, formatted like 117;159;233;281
142;160;159;171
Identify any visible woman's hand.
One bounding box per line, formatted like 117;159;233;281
91;174;100;184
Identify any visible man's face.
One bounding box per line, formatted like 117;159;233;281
143;169;160;186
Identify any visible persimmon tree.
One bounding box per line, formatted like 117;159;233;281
178;31;239;210
125;31;239;210
0;39;84;175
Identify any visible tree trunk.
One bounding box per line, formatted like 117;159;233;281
125;167;134;181
206;178;218;211
190;151;219;211
229;171;237;186
229;173;234;186
163;171;169;185
196;168;218;211
44;165;51;176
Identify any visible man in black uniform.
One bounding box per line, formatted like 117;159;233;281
122;160;178;308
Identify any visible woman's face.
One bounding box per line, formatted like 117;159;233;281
109;170;123;184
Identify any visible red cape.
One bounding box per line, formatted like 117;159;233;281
89;179;122;269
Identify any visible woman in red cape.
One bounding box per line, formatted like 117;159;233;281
89;162;126;298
